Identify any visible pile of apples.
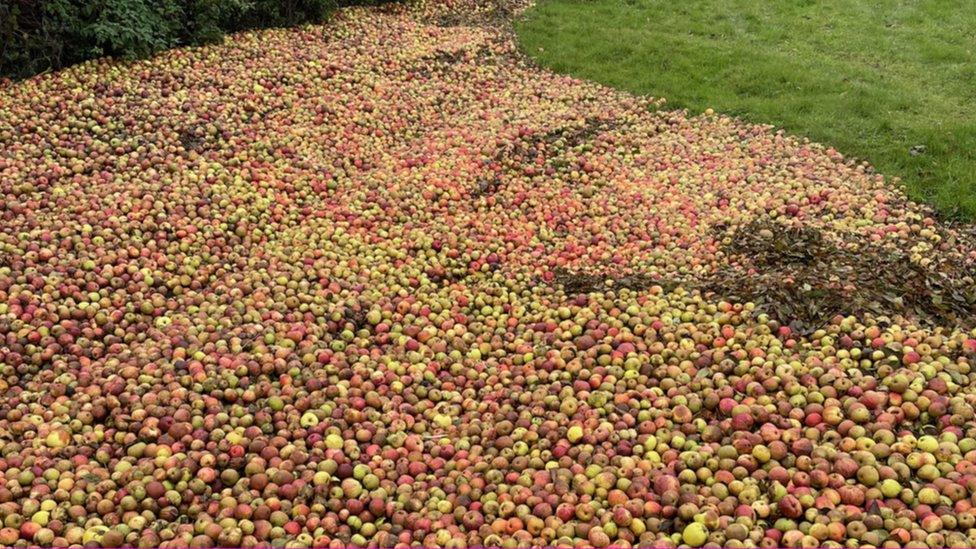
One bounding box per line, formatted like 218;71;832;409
0;1;974;547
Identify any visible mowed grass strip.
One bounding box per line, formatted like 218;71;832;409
516;0;976;218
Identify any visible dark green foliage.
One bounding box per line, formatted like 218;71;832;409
1;0;390;80
233;0;334;29
65;0;183;59
180;0;252;44
1;1;73;78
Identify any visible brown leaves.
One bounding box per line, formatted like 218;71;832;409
178;125;209;153
704;219;976;333
552;267;605;294
552;267;673;294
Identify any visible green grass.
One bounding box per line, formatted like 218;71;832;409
515;0;976;218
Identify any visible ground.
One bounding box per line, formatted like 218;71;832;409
516;0;976;218
0;0;975;548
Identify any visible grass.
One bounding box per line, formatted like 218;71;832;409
515;0;976;219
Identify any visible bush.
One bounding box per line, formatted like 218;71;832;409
233;0;334;29
0;0;386;80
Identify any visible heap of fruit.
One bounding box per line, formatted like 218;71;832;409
1;1;975;547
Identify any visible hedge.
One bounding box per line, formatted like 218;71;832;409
1;0;392;80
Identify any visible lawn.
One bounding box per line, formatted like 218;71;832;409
516;0;976;218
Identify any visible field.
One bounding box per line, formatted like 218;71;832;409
517;0;976;217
